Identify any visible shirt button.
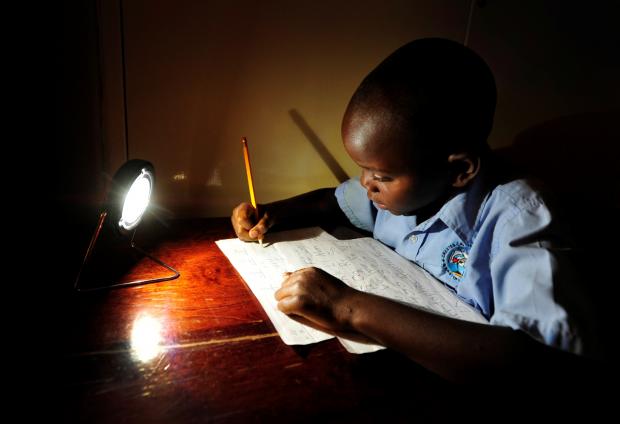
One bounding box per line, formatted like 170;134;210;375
409;234;418;243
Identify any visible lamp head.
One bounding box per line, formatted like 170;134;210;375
107;159;155;234
74;158;179;291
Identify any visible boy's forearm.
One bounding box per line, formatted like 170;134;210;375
346;290;572;383
262;188;348;230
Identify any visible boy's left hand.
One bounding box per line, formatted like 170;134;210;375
274;267;359;336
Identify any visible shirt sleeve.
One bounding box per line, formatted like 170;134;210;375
334;178;376;232
489;197;584;354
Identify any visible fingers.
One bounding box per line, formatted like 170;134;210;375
274;268;360;336
231;203;275;242
274;272;295;301
231;203;255;240
230;203;263;242
274;268;318;312
248;212;272;241
275;294;304;314
274;278;333;332
275;269;311;296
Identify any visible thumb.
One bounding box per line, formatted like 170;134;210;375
249;212;273;239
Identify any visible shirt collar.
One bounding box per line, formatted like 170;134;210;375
413;173;491;243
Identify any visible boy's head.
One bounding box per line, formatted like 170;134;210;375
342;38;496;216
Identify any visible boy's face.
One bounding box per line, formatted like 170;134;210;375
342;111;451;216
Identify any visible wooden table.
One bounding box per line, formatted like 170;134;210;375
59;218;476;423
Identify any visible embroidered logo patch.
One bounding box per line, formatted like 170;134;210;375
442;242;470;282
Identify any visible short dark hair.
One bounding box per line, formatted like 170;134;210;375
346;38;496;159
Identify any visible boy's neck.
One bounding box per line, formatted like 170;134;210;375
411;157;491;223
410;186;463;223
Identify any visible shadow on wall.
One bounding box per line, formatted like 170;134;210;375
496;111;619;210
494;110;619;361
289;109;349;184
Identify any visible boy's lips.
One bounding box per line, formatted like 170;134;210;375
368;194;387;209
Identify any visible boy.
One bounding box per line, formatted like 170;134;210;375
230;38;588;384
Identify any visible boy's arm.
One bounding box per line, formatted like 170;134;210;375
275;267;590;384
231;188;348;241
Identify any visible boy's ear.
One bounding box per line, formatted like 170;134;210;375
447;153;481;188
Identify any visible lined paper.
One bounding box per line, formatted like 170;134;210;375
216;227;487;353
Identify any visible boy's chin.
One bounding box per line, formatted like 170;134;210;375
388;203;429;216
374;202;396;214
374;201;419;216
377;204;410;216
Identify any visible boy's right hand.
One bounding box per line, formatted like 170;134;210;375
231;202;274;242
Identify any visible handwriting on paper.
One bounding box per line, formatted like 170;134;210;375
216;227;487;354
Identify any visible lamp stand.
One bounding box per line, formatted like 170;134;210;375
74;211;180;292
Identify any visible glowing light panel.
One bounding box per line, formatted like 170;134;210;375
120;169;152;230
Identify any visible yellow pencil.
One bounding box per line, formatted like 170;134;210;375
241;137;263;246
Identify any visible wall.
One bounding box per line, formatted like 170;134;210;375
469;0;618;209
469;1;618;148
61;0;618;220
108;0;471;217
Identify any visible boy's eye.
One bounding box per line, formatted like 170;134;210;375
372;174;392;182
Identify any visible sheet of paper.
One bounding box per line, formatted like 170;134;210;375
215;227;337;345
216;227;488;354
273;236;487;353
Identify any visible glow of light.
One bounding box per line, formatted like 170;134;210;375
130;314;163;362
120;170;152;230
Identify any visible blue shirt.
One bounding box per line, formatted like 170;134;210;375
335;175;583;353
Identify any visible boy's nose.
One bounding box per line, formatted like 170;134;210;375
360;171;379;193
